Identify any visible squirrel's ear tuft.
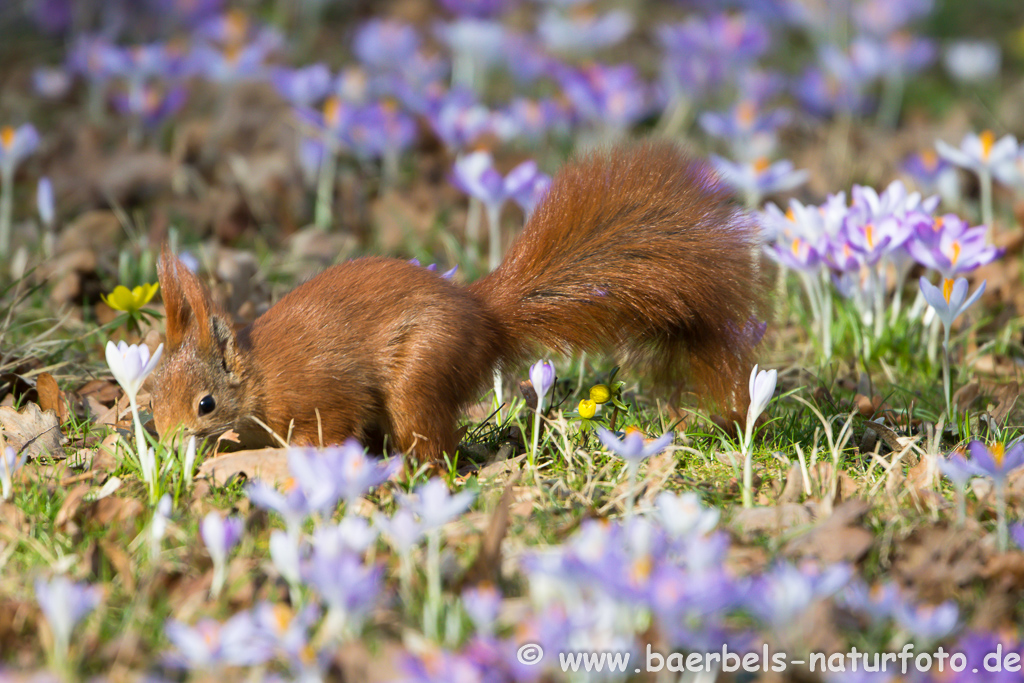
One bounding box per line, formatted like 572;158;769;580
158;245;213;350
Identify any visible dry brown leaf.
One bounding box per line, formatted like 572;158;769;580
892;519;987;601
334;639;406;683
198;447;290;487
0;501;28;531
98;538;137;593
90;496;145;529
36;373;68;424
730;503;815;540
783;499;873;564
54;483;91;533
0;402;63;459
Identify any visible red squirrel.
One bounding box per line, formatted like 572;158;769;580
152;141;767;461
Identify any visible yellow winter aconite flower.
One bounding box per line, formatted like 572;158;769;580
102;283;159;313
589;384;611;404
578;399;597;419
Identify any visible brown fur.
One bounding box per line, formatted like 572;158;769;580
153;141;766;461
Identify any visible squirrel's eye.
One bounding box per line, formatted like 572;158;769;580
198;394;216;416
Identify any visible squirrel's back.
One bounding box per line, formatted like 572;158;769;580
471;140;766;404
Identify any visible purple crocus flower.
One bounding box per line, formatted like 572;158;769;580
903;149;953;189
844;214;912;265
247;478;325;539
344;102;418;160
35;576;102;661
194;9;283;52
893;599;958;643
33;66;72;99
451;151;502;204
938;450;975;489
700;100;791;161
0;124;40;176
353;19;421;71
302;547;383;638
794;47;873;118
271;64;332;107
710;155;808;207
596;427;674;465
188;42;269;84
745;562;851;629
965;440;1024;483
529;360;555;402
769;233;823;272
503;97;570;141
375;508;424;555
202;511;244;565
559;63;651;132
37;177;55;227
936;130;1019;179
854;0;934;36
402;478;476;532
462;584;502;636
839;579;902;625
250;602;324;677
658;13;770;100
438;0;512;19
907;215;1001;277
426;90;493;151
1;446;26;501
919;276;986;332
944;40;1001;83
201;512;243;597
313;515;378;555
319;439;400;504
537;7;633;54
434;17;508;71
112;83;187;127
164;612;271;668
66;34;125;83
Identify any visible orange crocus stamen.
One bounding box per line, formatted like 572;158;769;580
980;130;995;161
737;100;756;127
920;149;938;171
785;207;796;221
324;96;342;128
0;126;13;150
949;241;961;266
933;216;944;232
752;157;770;173
225;9;248;45
864;223;875;249
993;442;1005;466
791;238;802;256
942;278;954;303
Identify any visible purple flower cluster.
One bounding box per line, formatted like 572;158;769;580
761;180;1001;335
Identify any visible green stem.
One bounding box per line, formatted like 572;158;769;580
996;482;1008;553
486;203;502;272
979;169;994;240
741;427;754;508
941;333;953;427
625;461;639;520
424;531;441;641
314;146;338;230
129;396;158;504
0;169;12;258
530;396;542;470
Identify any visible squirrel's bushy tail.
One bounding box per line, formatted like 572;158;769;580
468;140;768;405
